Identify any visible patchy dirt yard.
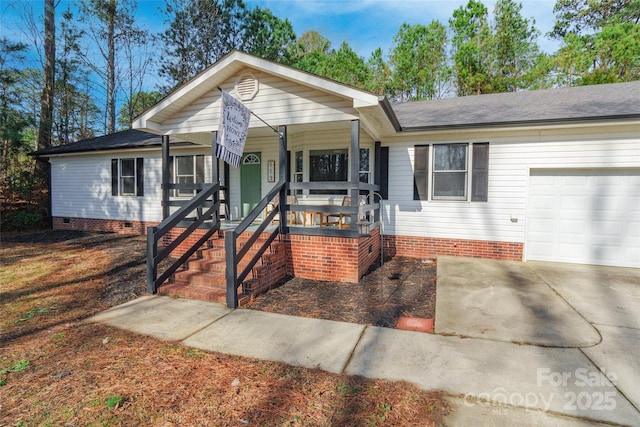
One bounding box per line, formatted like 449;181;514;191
245;257;437;327
0;230;448;426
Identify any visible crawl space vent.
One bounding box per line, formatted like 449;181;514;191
235;74;259;101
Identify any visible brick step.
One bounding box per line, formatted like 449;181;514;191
172;242;282;286
158;282;227;303
198;244;269;260
172;270;226;288
158;282;252;305
159;232;285;304
187;255;263;273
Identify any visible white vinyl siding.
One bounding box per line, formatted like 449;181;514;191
382;124;640;246
160;70;357;135
50;149;213;223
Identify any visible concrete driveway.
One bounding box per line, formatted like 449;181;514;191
529;261;640;415
436;257;640;425
90;256;640;426
435;257;601;347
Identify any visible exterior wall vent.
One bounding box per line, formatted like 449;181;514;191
235;73;259;101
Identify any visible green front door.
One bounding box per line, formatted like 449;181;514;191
240;152;261;217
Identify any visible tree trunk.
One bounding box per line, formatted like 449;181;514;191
106;0;116;134
38;0;55;151
36;0;54;187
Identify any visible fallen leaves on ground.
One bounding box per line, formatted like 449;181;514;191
0;231;448;426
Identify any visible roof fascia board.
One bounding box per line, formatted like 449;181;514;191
39;144;205;158
132;118;163;133
399;115;640;134
132;51;243;128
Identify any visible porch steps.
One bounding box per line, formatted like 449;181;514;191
158;232;286;305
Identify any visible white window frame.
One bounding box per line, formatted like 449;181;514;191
432;143;468;201
171;155;205;198
119;158;137;196
359;147;371;184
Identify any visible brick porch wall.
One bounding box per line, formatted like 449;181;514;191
358;226;381;277
52;216;156;235
284;234;359;282
383;235;523;261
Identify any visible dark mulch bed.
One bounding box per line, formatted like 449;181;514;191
244;257;437;328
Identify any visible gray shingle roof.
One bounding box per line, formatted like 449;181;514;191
391;81;640;131
33;129;195;156
34;82;640;156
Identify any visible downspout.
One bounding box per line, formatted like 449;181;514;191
373;191;385;268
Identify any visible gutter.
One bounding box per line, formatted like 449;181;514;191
30;141;197;157
399;114;640;133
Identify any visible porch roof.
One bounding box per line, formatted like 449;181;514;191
132;50;399;140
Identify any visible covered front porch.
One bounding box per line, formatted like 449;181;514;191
145;118;383;307
133;51;395;307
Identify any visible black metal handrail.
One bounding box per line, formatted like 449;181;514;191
146;182;221;294
225;181;285;308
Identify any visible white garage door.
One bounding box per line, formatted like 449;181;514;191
527;169;640;268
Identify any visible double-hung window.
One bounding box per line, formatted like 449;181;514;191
433;143;467;200
294;150;303;195
413;143;488;202
359;148;371;184
169;155;205;197
111;158;144;197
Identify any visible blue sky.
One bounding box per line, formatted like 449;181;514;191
244;0;560;56
1;0;560;130
3;0;560;65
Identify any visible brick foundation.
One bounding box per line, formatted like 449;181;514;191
383;235;523;261
53;217;523;285
52;216;156;235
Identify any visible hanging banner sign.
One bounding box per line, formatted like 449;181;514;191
216;89;251;168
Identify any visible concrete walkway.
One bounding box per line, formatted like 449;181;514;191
88;258;640;426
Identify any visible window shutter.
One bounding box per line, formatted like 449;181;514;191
413;146;429;201
111;159;118;196
380;147;389;200
471;143;489;202
195;155;205;183
136;158;144;196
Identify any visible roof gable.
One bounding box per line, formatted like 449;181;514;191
133;50;383;135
